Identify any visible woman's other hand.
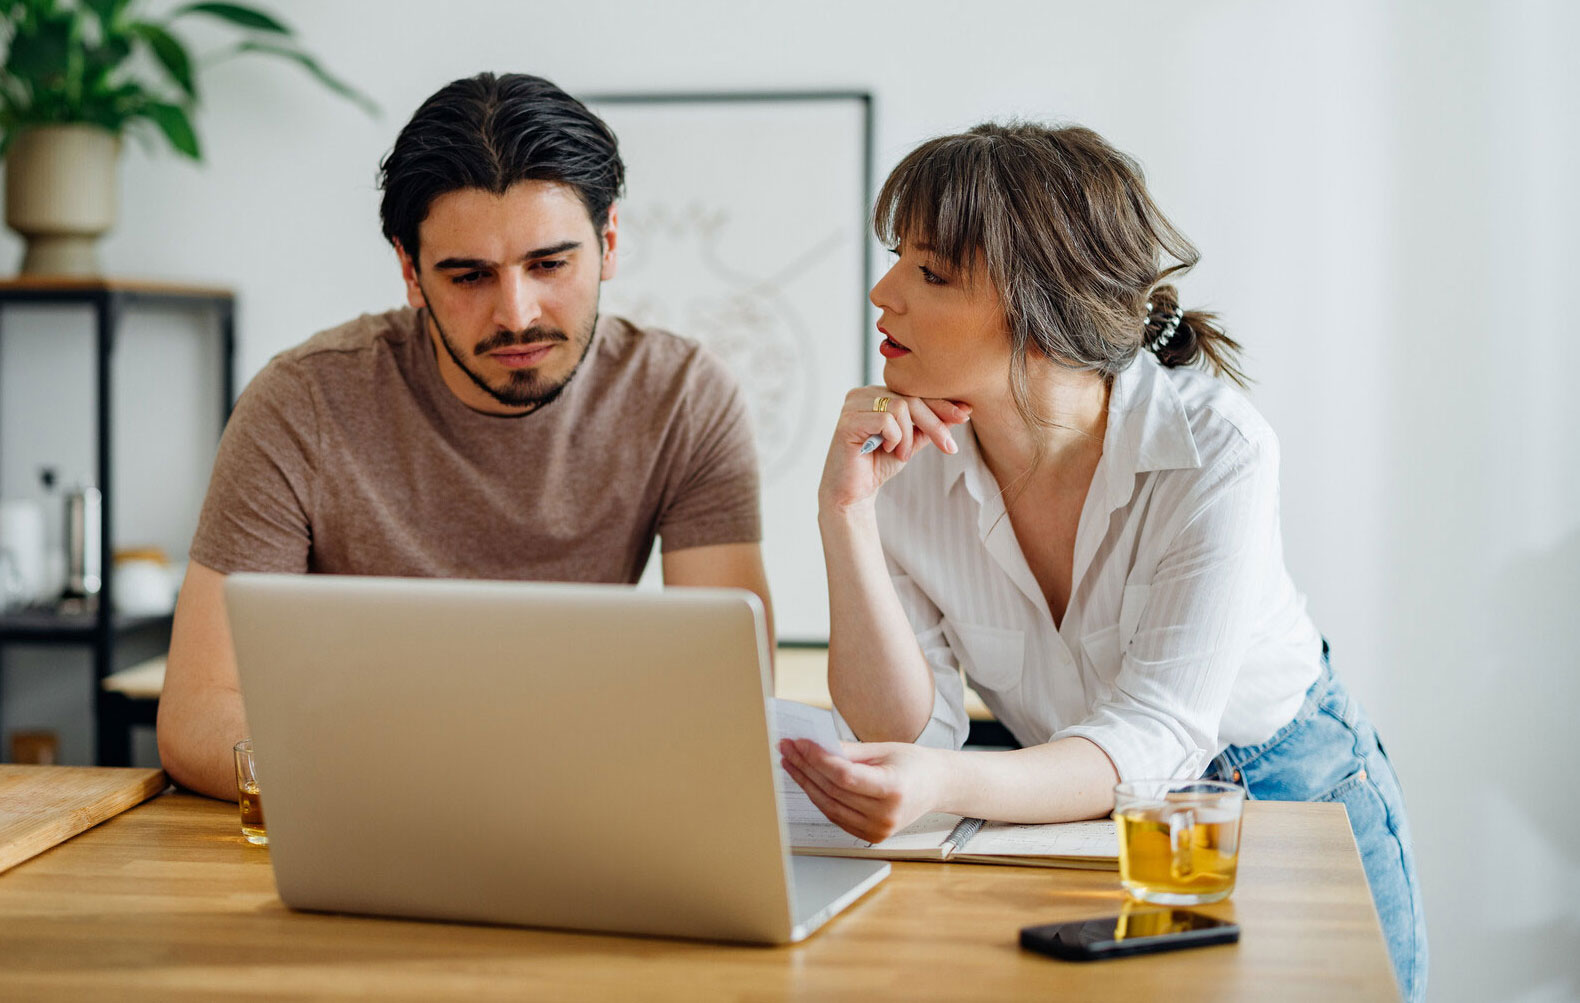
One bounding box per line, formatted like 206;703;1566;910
818;386;971;515
779;737;946;843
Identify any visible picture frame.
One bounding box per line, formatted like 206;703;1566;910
584;90;874;643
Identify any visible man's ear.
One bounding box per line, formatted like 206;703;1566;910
395;240;427;310
599;205;618;282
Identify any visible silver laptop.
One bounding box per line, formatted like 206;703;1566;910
224;573;888;944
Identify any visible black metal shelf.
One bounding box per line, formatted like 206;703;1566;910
0;609;174;645
0;278;234;765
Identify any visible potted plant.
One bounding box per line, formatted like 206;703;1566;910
0;0;375;275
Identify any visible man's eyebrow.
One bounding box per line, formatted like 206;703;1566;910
433;241;583;270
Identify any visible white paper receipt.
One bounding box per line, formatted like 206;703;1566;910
771;699;849;826
772;699;847;759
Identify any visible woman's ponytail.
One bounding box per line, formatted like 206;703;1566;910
1144;284;1249;387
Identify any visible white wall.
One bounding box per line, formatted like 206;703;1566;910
1;1;1576;998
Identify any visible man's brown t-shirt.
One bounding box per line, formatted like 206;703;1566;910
189;307;761;582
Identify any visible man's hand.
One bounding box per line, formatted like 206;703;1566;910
778;737;946;843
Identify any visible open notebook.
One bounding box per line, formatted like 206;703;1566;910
774;700;1119;871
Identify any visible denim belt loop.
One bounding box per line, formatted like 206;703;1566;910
1302;655;1335;721
1207;639;1334;783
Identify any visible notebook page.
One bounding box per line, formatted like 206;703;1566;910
788;810;965;853
963;819;1119;859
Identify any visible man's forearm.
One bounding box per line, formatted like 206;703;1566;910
156;685;249;801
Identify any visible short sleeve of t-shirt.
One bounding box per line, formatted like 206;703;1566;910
654;346;762;552
188;358;318;574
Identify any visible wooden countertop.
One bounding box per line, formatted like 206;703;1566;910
0;789;1397;1000
98;647;1000;720
775;646;995;721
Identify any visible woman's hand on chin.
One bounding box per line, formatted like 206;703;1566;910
778;736;946;843
817;386;971;516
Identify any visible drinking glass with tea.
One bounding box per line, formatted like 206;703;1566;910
1113;779;1244;905
234;739;267;846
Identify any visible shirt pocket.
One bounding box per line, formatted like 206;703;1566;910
1079;623;1122;692
1080;584;1152;687
948;622;1025;692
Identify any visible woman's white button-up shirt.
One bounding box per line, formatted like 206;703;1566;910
858;351;1324;781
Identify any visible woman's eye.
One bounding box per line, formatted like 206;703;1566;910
919;266;945;286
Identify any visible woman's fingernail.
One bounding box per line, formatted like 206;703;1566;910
945;435;957;453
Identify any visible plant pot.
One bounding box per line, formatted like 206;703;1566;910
4;125;122;276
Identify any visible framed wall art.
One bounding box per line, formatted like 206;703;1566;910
585;91;874;643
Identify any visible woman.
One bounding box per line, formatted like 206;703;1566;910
778;123;1426;1001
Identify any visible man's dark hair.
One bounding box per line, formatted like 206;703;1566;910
378;72;625;264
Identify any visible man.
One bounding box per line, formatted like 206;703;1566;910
158;73;772;800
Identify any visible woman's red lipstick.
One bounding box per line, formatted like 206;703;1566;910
877;325;911;358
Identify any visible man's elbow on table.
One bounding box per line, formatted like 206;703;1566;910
156;561;249;801
157;687;247;801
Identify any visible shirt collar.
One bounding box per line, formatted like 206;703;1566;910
945;415;988;503
941;351;1202;511
1104;350;1202;499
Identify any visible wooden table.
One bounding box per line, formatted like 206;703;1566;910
0;791;1397;1000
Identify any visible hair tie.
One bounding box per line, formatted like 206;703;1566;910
1143;300;1185;353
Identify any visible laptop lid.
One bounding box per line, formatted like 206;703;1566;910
226;574;821;943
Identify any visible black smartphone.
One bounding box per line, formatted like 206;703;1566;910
1019;908;1239;961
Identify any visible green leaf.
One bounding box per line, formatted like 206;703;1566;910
130;22;195;98
170;2;292;34
5;9;74;86
233;40;379;117
79;31;133;128
92;80;145;130
137;100;201;158
81;33;131;92
0;76;27;113
0;0;41;27
82;0;132;29
86;33;133;70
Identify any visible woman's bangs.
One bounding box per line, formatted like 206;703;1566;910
873;139;991;278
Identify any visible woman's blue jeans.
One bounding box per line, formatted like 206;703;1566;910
1201;645;1428;1002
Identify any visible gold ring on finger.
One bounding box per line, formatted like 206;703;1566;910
872;396;891;412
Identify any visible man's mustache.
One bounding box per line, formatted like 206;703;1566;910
473;326;570;356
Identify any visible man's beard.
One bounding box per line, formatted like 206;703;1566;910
423;289;599;413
